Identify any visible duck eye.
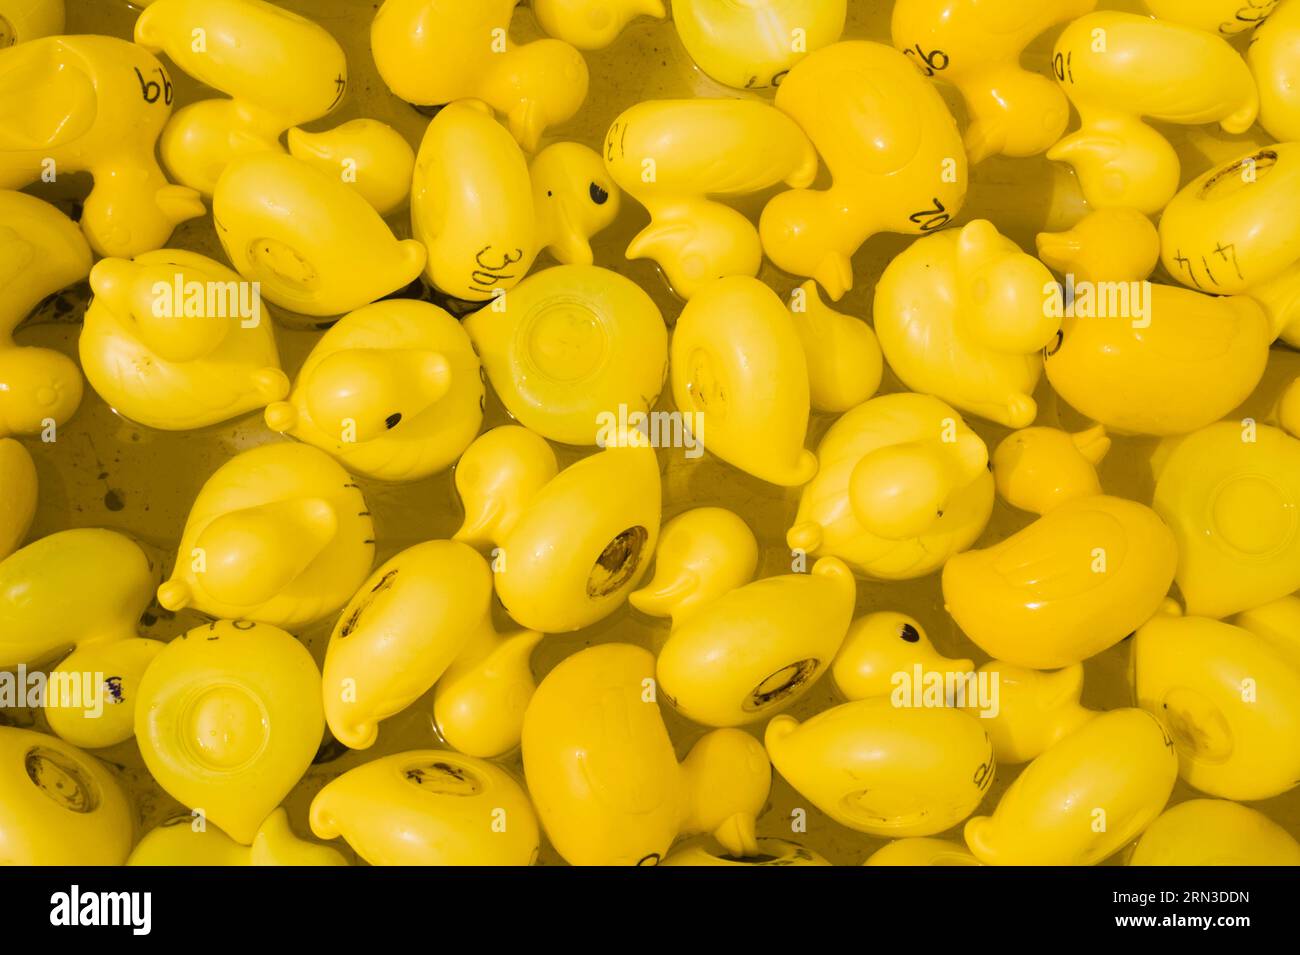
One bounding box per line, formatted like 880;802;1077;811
589;182;609;205
900;624;920;643
385;412;402;430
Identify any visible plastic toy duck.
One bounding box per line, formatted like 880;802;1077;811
964;708;1176;866
864;838;980;866
309;750;539;866
1250;0;1300;142
322;539;541;757
128;809;347;866
966;662;1094;765
0;35;204;257
630;508;856;726
760;41;968;301
671;277;816;485
1157;144;1300;346
80;250;290;431
663;838;830;867
604;99;817;299
212;153;426;318
792;281;883;414
533;0;665;50
0;438;35;558
0;191;87;439
0;726;133;865
1145;0;1279;36
1130;799;1300;866
1046;12;1258;215
1035;207;1160;286
412;101;620;301
673;0;847;89
464;265;666;445
1150;421;1300;619
521;643;772;865
832;612;973;703
1279;376;1300;439
874;219;1060;428
371;0;588;152
1132;605;1300;800
765;697;994;836
891;0;1097;162
945;425;1177;669
156;442;375;629
787;393;993;580
263;300;483;482
453;426;661;633
136;619;324;845
0;528;163;749
286;120;415;217
0;0;63;46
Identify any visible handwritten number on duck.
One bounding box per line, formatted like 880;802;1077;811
908;198;949;232
903;44;948;77
134;67;174;106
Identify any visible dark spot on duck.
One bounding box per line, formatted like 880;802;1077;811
900;623;921;643
589;182;610;205
587;526;649;598
385;412;402;429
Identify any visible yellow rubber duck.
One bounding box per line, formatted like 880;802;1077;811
322;539;541;757
1046;12;1258;214
1145;0;1279;36
156;442;375;629
787;393;994;580
0;528;163;749
371;0;588;152
1132;607;1300;801
411;100;620;301
760;41;967;301
965;662;1094;765
630;507;856;726
1249;0;1300;142
0;35;204;257
792;281;883;414
128;808;348;866
286;119;415;217
0;0;63;46
80;250;290;431
135;619;325;846
521;643;772;865
1129;799;1300;866
874;219;1060;428
1035;207;1160;285
673;0;846;89
892;0;1097;161
1157;143;1300;346
832;611;973;704
263;300;483;482
0;726;133;865
0;438;35;558
212;152;426;318
946;425;1177;669
765;697;995;836
1150;421;1300;619
1279;376;1300;438
533;0;665;50
863;838;981;866
965;708;1176;865
671;276;817;485
604;98;818;299
464;265;665;445
309;750;539;865
453;426;661;633
0;190;87;441
662;838;830;867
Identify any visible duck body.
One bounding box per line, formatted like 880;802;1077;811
673;0;846;89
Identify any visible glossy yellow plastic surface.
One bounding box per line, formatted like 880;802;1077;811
965;708;1175;866
464;265;666;445
1145;0;1279;36
0;0;63;46
792;281;882;414
1047;12;1258;214
992;424;1110;516
371;0;588;151
833;612;973;703
263;300;482;481
892;0;1096;162
134;0;348;196
1130;799;1300;866
127;808;348;866
310;750;539;865
322;539;540;757
454;426;661;633
0;35;204;257
864;838;980;866
1280;376;1300;438
766;697;994;836
80;250;289;431
0;438;35;558
943;495;1177;670
632;507;855;726
662;837;829;867
135;618;325;845
1250;0;1300;142
212;152;426;318
604;99;817;299
0;726;133;865
970;662;1094;765
874;219;1059;428
0;190;88;439
287;119;414;217
412;101;619;301
1036;207;1159;284
156;442;375;628
788;393;993;580
1133;609;1300;801
1151;421;1300;619
533;0;664;50
671;276;816;485
761;41;968;301
673;0;846;89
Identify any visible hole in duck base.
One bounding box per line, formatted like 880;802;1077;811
587;526;649;598
743;659;820;713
